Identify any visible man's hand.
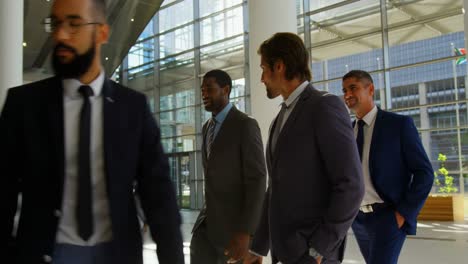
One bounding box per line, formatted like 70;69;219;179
224;232;250;263
315;255;323;264
243;252;263;264
395;211;405;229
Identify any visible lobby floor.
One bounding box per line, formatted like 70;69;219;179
143;210;468;264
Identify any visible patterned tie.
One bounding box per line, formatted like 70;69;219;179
206;118;216;158
356;119;365;161
77;85;94;241
271;103;287;154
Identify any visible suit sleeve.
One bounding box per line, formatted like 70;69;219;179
308;95;364;259
135;97;184;264
0;89;23;262
250;184;271;256
238;117;267;234
396;116;434;224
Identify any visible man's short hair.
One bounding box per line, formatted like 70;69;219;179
203;69;232;97
342;70;374;84
92;0;107;22
258;32;312;82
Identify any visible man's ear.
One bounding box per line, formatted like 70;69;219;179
97;24;110;44
274;59;285;73
369;82;375;97
222;85;230;97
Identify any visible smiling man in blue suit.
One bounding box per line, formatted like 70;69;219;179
342;70;434;264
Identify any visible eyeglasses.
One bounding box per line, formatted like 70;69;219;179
42;17;102;34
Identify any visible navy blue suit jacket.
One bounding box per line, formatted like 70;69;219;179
1;77;184;264
366;109;433;235
251;85;364;263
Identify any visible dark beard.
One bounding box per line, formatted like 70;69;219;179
52;43;95;79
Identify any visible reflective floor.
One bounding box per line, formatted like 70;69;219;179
143;210;468;264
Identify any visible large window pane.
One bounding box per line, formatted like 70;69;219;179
160;107;196;138
200;0;243;17
309;0;351;11
307;0;382;81
387;0;463;68
200;7;243;46
160;25;194;58
159;0;194;32
160;79;196;111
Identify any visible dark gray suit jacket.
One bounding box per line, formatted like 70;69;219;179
251;84;364;263
193;106;267;247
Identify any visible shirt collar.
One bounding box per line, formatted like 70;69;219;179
62;69;105;99
360;105;378;126
283;81;309;108
212;103;233;124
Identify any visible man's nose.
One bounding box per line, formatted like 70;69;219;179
53;26;71;42
343;89;351;99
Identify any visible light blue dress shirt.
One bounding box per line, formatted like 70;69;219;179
212;102;233;138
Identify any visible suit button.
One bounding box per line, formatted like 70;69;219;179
54;210;62;217
43;254;52;263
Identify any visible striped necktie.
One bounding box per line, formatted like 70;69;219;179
206;118;216;158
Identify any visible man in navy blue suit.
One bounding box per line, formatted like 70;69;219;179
342;70;434;264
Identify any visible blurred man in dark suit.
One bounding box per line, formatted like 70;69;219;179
1;0;183;263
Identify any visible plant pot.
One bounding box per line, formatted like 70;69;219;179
417;194;465;221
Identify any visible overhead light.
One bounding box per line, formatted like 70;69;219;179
463;8;465;14
23;42;27;47
105;57;109;61
131;18;135;22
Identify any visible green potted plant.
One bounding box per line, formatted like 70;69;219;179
433;153;458;194
419;153;464;221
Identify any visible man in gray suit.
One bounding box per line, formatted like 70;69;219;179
245;33;364;264
190;69;267;264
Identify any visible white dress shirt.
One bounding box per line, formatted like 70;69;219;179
277;81;309;132
354;105;384;206
56;70;113;245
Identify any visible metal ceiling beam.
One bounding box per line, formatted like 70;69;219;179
312;7;462;49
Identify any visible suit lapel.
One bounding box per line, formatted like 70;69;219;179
266;119;275;172
271;86;312;167
102;79;117;191
369;108;383;175
47;77;65;193
201;121;208;166
207;106;237;161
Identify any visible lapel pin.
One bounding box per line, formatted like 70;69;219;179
106;97;114;103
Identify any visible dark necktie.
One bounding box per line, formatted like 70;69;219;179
206;118;216;158
356;119;365;161
77;85;94;241
271;103;287;154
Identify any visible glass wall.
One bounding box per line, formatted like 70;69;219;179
298;0;467;195
119;0;248;209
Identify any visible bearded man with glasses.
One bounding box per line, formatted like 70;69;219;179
1;0;184;263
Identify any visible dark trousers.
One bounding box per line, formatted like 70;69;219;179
352;207;406;264
52;242;113;264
